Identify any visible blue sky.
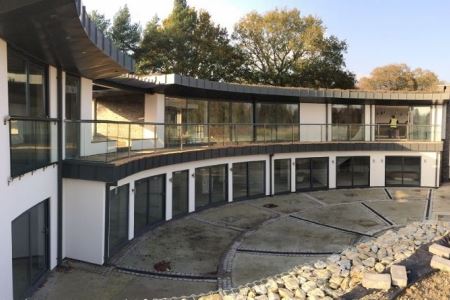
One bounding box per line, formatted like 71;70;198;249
87;0;450;82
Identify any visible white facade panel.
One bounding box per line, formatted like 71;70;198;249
299;103;327;141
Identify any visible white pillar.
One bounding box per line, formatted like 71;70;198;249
144;93;165;148
128;181;135;240
290;158;296;193
188;168;196;213
364;104;371;141
228;163;233;202
165;173;173;221
329;155;337;189
370;154;385;187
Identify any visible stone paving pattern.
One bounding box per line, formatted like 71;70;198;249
31;186;450;299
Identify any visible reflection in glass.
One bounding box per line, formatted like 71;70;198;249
195;165;227;209
256;103;299;142
195;167;211;209
8;49;27;116
12;200;48;300
336;157;353;187
65;75;81;158
172;170;189;217
410;107;431;140
109;185;129;256
134;175;166;234
332;104;364;141
386;156;420;186
296;158;311;190
233;161;265;200
353;157;370;186
336;156;370;187
311;158;329;189
274;159;291;194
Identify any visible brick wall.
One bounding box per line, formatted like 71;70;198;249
95;94;144;122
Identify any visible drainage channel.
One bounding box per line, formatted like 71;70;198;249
115;266;218;282
236;248;335;256
384;188;393;200
361;202;394;226
289;215;373;237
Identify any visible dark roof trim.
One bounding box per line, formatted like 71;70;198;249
63;142;443;183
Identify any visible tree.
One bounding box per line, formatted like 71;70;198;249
89;10;111;35
136;0;244;81
358;64;440;91
110;5;141;55
232;9;355;88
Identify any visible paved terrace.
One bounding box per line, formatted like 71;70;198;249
32;186;450;299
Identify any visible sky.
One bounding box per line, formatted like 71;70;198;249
85;0;450;82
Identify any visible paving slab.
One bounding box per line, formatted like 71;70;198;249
31;267;216;300
249;193;323;214
362;199;426;226
308;188;388;205
292;203;388;234
231;253;326;287
194;202;278;230
387;188;429;201
117;218;239;275
239;217;360;253
432;187;450;217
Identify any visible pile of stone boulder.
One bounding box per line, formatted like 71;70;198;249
166;221;450;300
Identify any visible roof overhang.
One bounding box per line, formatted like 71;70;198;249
0;0;135;79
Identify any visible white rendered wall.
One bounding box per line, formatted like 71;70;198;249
0;38;59;300
144;93;165;148
299;103;327;141
63;179;106;265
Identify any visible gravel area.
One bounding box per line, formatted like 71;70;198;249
398;271;450;300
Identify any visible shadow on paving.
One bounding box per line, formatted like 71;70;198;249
308;188;389;205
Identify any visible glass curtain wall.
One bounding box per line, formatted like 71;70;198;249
233;161;265;200
410;107;431;140
108;185;129;257
8;48;51;177
274;159;291;194
195;165;227;209
255;103;299;142
336;156;370;188
65;75;81;158
332;104;365;141
12;200;48;300
385;156;421;186
232;102;253;143
172;170;189;217
296;157;328;191
134;175;166;234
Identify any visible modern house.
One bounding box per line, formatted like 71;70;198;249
1;1;450;299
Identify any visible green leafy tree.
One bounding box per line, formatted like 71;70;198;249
110;5;141;55
358;64;440;91
233;9;355;88
89;10;111;35
136;0;244;81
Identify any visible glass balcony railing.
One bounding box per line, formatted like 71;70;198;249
6;117;58;178
63;120;442;163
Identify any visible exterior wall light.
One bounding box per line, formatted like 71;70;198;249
191;173;195;178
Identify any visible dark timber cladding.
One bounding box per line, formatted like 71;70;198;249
62;142;444;183
0;0;134;79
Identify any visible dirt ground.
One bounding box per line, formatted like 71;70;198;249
397;271;450;300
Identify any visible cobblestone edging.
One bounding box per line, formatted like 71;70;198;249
156;221;450;300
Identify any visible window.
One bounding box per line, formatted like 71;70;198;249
195;165;227;209
256;103;299;142
108;185;129;257
233;161;265;200
172;170;189;217
274;159;291;194
134;175;166;234
336;156;370;188
332;104;365;141
296;157;329;191
12;200;49;300
385;156;421;187
65;75;81;159
8;48;47;117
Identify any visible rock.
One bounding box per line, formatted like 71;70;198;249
267;292;279;300
430;255;450;272
326;263;341;275
374;263;385;273
340;277;350;291
199;294;222;300
307;288;325;298
390;265;408;288
361;273;391;290
340;269;350;278
282;276;299;291
371;245;379;253
253;284;267;295
350;265;365;279
301;281;317;293
429;243;450;259
266;279;278;293
327;254;341;264
377;248;387;260
362;257;376;268
314;260;327;269
255;295;268;300
381;257;394;265
223;294;237;300
329;276;343;286
314;269;331;280
294;289;306;299
239;287;249;296
338;259;351;270
277;288;293;298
